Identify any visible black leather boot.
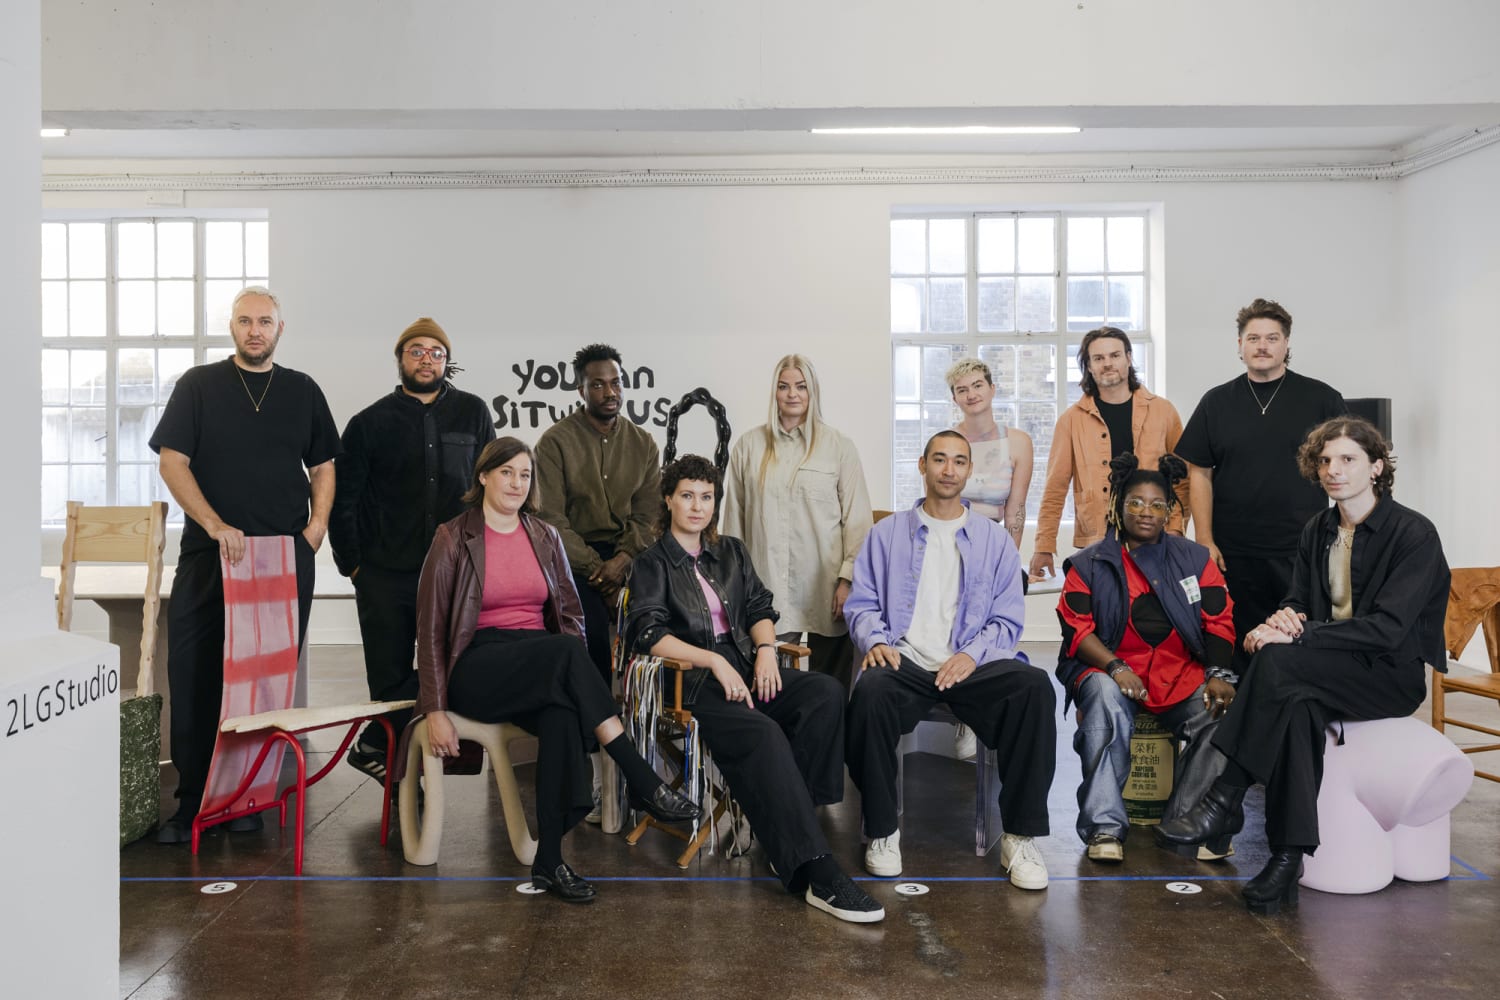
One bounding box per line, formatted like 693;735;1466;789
1243;848;1304;915
1155;782;1246;847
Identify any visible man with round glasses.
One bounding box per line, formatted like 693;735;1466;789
330;317;495;780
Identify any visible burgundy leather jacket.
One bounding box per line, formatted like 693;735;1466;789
395;507;584;777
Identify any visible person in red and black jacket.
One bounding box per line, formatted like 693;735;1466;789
1056;453;1237;866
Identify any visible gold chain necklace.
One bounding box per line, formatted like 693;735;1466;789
236;364;276;412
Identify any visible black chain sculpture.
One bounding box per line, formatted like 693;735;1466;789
662;387;733;473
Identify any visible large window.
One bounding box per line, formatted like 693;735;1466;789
41;217;269;524
891;212;1152;516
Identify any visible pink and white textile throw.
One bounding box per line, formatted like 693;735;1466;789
200;535;304;819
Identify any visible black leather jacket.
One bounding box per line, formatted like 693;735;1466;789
624;531;779;669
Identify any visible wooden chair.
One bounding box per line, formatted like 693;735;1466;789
56;500;168;687
622;642;810;868
57;501;168;845
1432;566;1500;782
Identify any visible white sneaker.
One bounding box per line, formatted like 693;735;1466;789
864;829;903;877
954;723;977;761
1000;834;1049;890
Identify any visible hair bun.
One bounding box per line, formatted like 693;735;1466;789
1158;453;1187;484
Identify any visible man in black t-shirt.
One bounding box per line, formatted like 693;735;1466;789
329;317;494;781
148;286;342;844
1175;298;1345;672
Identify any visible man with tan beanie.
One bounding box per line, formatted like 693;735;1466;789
330;317;495;780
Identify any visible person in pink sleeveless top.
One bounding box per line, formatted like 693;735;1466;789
413;437;700;903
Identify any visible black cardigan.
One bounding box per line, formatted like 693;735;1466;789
1284;496;1450;671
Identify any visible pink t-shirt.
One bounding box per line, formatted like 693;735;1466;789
687;549;732;636
477;525;548;631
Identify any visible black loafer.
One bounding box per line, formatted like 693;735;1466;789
530;863;597;903
629;784;703;824
156;816;193;845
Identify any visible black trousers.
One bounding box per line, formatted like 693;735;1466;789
1211;643;1426;850
1221;552;1295;674
351;564;420;748
690;641;847;890
785;630;856;691
166;537;315;810
446;629;615;862
571;540;617;686
846;656;1057;840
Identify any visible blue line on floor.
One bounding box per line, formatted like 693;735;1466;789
123;864;1493;885
1449;855;1490;880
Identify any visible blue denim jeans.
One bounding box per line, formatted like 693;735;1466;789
1072;671;1226;843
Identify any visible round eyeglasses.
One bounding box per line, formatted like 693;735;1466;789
1124;498;1170;515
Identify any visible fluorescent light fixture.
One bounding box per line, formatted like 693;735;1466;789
811;125;1080;136
40;128;70;139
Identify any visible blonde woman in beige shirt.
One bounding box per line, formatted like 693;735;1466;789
721;354;873;688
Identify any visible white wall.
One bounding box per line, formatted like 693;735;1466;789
1397;138;1500;564
45;171;1404;645
43;175;1403;508
4;5;120;998
41;1;1500;117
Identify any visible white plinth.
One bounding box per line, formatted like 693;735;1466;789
0;628;121;999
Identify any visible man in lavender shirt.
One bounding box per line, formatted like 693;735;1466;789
844;430;1056;889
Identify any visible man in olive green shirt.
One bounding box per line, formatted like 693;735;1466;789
534;343;662;684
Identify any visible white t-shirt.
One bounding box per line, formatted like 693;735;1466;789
895;504;968;671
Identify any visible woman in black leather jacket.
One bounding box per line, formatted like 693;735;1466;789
624;454;884;924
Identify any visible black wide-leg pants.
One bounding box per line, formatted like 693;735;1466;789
351;563;420;748
446;629;616;860
571;540;618;686
166;536;315;811
689;642;847;890
1210;642;1426;851
846;656;1056;840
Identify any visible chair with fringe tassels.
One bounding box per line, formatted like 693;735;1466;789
621;641;809;868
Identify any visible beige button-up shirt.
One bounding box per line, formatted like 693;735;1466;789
720;421;873;637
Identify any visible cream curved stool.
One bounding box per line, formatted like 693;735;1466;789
399;714;538;867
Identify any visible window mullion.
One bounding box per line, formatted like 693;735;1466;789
1055;213;1068;419
104;221;119;504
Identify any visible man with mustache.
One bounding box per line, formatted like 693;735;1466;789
1175;298;1345;672
1029;327;1189;585
844;431;1056;890
150;287;341;843
329;318;495;780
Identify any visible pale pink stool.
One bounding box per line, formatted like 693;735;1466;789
1301;717;1474;894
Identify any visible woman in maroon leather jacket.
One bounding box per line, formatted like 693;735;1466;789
414;436;698;902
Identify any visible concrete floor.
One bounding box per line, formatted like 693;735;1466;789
122;644;1500;999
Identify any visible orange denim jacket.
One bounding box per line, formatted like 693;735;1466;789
1034;386;1189;554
